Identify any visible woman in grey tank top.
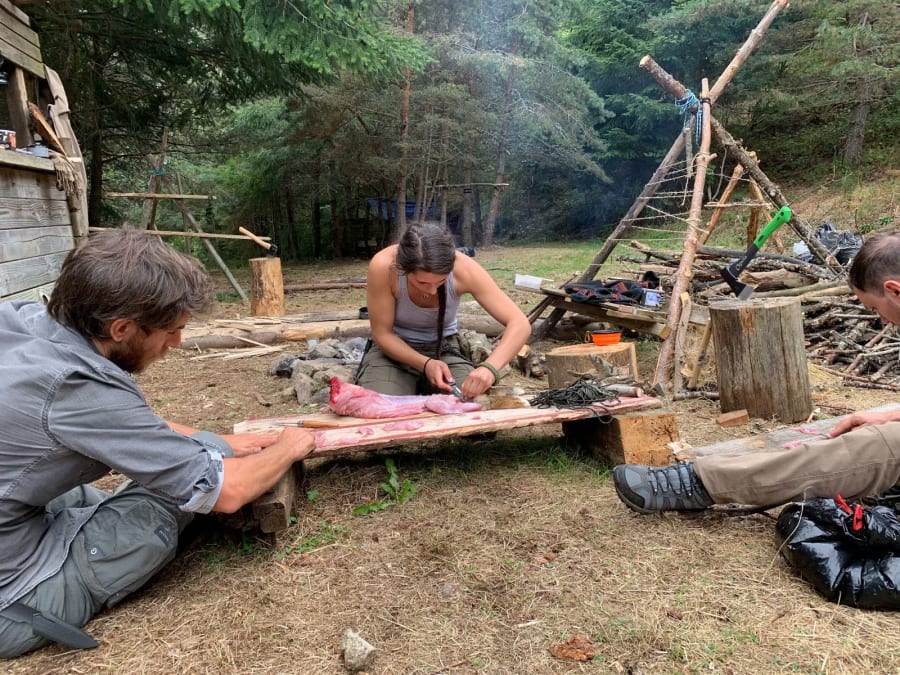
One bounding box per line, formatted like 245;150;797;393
355;222;531;398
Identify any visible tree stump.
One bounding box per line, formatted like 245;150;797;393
249;256;285;316
710;297;811;423
545;343;639;388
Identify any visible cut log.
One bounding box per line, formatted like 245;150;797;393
717;410;750;427
249;256;286;317
710;297;812;423
564;410;679;466
545;342;639;388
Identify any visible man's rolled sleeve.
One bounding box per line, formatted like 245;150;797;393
181;450;225;514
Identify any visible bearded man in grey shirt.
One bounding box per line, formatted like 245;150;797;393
0;228;315;658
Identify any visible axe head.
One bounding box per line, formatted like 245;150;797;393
721;265;755;300
267;243;279;257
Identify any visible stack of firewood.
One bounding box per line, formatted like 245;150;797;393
802;295;899;389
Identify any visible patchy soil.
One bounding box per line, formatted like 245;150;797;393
9;246;900;674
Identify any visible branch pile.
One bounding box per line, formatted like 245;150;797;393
802;296;899;390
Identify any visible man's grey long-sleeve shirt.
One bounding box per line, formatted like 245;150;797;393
0;301;225;611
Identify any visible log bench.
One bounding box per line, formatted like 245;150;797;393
235;394;667;533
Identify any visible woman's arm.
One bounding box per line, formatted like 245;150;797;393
453;254;532;398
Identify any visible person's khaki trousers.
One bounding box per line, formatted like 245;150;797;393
694;422;900;507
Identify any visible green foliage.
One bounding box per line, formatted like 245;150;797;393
28;0;900;250
352;458;418;516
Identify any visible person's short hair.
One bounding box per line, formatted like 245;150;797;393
47;228;215;338
395;222;455;275
848;230;900;295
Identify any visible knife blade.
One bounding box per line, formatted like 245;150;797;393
1;601;98;649
448;382;467;401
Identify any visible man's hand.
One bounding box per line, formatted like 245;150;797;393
222;432;279;457
273;426;316;462
829;410;900;438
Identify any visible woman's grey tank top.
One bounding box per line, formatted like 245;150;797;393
394;272;460;342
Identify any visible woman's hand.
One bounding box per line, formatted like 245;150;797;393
424;358;454;393
461;366;494;398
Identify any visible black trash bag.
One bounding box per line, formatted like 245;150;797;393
776;498;900;610
801;222;863;265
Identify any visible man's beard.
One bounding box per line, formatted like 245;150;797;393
107;333;149;373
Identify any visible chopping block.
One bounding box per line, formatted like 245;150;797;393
545;342;639;388
563;409;679;466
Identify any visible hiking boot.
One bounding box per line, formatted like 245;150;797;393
613;462;713;514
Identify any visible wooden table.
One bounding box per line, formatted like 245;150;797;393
520;285;709;338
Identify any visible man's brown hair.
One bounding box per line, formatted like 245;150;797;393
848;230;900;295
48;228;215;338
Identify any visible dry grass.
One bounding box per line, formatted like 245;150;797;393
9;230;900;674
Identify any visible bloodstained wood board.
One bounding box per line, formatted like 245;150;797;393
235;395;664;459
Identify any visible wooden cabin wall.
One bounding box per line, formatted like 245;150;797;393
1;0;78;304
0;156;75;302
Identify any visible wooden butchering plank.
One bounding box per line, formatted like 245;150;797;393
235;395;664;458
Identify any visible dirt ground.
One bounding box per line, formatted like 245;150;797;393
9;247;900;674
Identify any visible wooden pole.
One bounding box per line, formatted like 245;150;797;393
699;163;744;245
707;0;790;104
155;172;249;302
141;128;168;230
652;78;714;391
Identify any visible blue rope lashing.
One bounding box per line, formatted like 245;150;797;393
675;89;703;145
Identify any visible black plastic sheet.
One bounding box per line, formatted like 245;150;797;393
793;222;863;265
776;498;900;610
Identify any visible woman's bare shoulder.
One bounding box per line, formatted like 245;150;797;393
369;245;398;271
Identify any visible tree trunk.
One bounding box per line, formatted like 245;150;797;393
311;150;322;258
843;77;872;167
461;177;474;248
392;4;415;241
284;185;299;260
249;257;285;317
484;37;518;247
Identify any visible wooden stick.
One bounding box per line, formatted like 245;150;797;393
105;192;211;200
652;78;713;390
88;226;266;241
688;322;714;389
700;163;744;245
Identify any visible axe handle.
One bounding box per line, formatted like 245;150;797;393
750;205;792;250
238;226;272;252
727;206;792;276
